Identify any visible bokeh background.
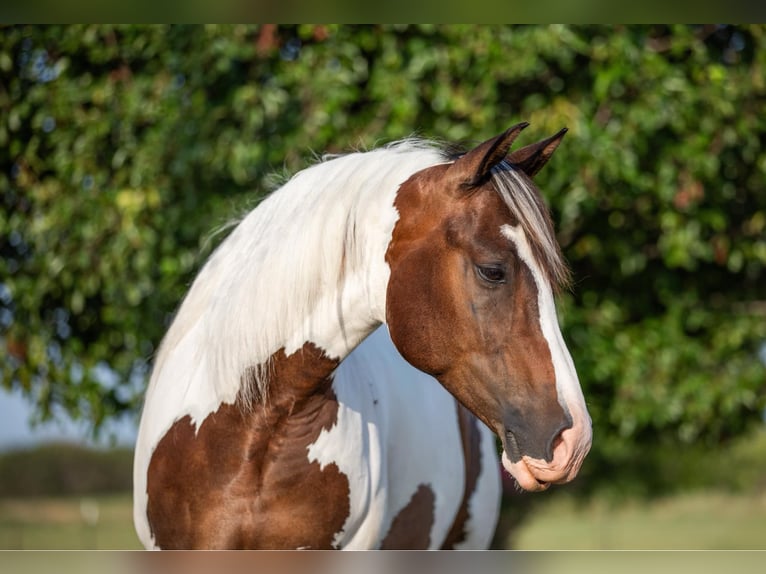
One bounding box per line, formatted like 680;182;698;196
1;24;765;549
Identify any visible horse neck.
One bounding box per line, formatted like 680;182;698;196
273;166;403;360
164;147;445;407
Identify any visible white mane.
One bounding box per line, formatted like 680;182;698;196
150;140;447;407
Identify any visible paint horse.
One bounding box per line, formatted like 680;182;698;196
133;124;592;550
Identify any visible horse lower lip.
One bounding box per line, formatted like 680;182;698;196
501;449;558;492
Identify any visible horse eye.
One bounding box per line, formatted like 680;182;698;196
476;264;507;284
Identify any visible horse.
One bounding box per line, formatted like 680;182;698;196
132;124;592;550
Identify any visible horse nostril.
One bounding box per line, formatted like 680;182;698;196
505;409;573;462
549;433;564;456
545;419;571;462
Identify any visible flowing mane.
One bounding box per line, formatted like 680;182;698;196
149;139;568;409
151;140;445;408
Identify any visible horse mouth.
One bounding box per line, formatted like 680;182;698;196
500;424;592;492
501;451;550;492
500;432;553;491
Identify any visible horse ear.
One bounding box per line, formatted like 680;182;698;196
452;122;529;189
507;127;568;178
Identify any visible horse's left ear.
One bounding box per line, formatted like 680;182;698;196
451;122;529;189
508;127;568;178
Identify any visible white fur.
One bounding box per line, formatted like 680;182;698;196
308;326;493;549
160;141;446;412
501;224;592;467
452;423;502;549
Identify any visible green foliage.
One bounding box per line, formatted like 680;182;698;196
2;25;765;490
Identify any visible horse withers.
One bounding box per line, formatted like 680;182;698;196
133;125;592;549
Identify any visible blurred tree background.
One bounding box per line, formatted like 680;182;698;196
2;25;765;502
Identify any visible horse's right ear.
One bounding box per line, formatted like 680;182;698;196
450;122;529;189
508;127;568;178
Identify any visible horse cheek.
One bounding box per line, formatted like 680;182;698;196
385;254;451;377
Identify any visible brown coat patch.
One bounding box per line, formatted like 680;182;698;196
146;343;351;549
379;484;436;549
441;403;483;549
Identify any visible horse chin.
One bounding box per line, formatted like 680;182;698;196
500;451;551;492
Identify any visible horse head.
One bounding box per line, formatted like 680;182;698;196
385;124;592;491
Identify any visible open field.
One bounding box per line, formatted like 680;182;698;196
1;489;765;550
513;490;766;550
0;494;141;550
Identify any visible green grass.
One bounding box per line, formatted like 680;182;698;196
512;489;766;550
2;489;765;550
0;494;141;550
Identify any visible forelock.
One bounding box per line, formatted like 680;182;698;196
490;162;571;292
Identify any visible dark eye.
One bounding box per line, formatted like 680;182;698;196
476;264;507;284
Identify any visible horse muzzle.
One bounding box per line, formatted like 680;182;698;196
500;419;592;492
